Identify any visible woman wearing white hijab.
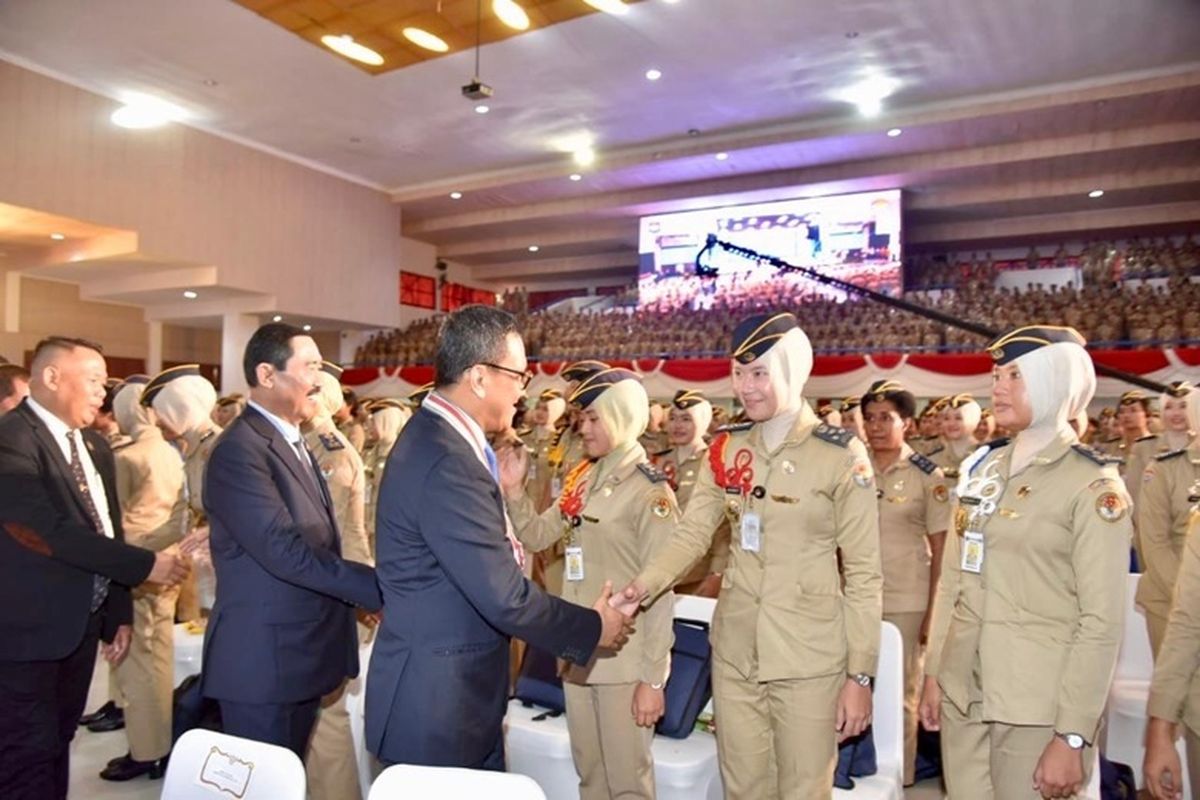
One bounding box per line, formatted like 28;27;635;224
501;368;678;800
920;325;1131;799
932;393;984;479
363;399;411;551
618;312;883;800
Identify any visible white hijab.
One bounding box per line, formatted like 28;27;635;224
152;375;218;437
1009;342;1096;473
310;371;343;424
758;326;814;452
113;382;153;439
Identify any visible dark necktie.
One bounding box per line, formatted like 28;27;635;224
292;438;328;507
66;431;110;612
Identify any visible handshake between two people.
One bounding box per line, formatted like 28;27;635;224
592;579;651;651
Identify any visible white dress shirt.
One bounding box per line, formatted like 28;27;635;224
25;395;115;539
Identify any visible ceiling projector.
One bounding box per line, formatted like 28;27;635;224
461;79;493;101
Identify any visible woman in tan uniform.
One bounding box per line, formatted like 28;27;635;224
518;388;567;514
931;394;983;480
1143;511;1200;800
861;378;951;787
920;325;1131;800
1134;384;1200;657
500;368;678;800
1127;382;1192;507
617;311;882;800
362;398;410;551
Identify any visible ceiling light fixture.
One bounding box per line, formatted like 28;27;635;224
320;34;384;66
202;78;219;87
887;127;902;137
110;92;187;129
583;0;630;15
573;146;596;167
715;152;729;161
1088;189;1105;198
475;104;490;114
182;290;198;299
302;324;313;332
569;173;583;181
272;315;283;322
492;0;530;30
403;27;450;53
645;68;662;81
840;74;899;117
450;191;464;199
50;232;66;241
528;245;540;252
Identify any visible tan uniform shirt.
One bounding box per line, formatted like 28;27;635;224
338;419;366;454
875;446;952;615
508;444;678;685
931;438;977;482
651;444;731;588
637;404;883;681
1147;511;1200;736
1125;433;1162;506
183;423;221;527
519;426;560;513
638;429;670;458
305;419;371;566
364;434;398;546
1134;445;1200;619
926;433;1131;741
114;428;188;552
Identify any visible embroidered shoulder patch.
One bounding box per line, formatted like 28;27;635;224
637;463;670;484
908;452;938;475
813;423;853;448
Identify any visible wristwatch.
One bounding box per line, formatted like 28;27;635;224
850;673;873;688
1055;731;1086;750
649;681;665;690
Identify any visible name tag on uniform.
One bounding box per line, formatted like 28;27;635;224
961;530;985;574
565;546;585;581
740;511;761;553
528;462;538;480
551;477;563;498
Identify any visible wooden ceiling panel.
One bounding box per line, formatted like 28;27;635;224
233;0;646;74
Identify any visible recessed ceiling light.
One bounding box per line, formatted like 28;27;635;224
528;245;540;252
202;78;219;87
110;92;187;129
182;290;198;299
349;136;362;143
715;152;729;161
573;146;596;167
1088;189;1105;198
475;104;490;114
402;27;450;53
302;324;313;332
493;0;530;30
320;34;384;66
583;0;630;14
49;232;66;241
887;127;902;137
450;191;463;199
840;75;898;117
272;315;283;322
645;68;662;81
845;31;860;39
569;173;583;182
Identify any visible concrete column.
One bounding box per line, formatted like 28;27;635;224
220;312;259;395
146;320;163;376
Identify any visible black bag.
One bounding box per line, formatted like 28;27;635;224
171;673;223;743
833;726;878;789
513;645;566;715
1098;754;1137;800
655;618;712;739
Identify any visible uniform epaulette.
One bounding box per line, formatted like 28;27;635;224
112;440;134;452
516;427;532;437
813;423;853;448
908;452;938;475
926;444;944;456
653;448;674;458
1155;448;1188;462
982;437;1011;451
636;463;670;484
1071;443;1122;466
716;421;754;433
199;429;216;444
317;433;345;452
1136;433;1159;443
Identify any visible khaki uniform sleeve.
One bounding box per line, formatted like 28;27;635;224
923;469;952;536
708;521;731;575
636;483;681;685
1055;476;1132;739
333;452;371;566
1149;513;1200;723
506;492;567;553
925;498;962;677
1137;463;1179;597
835;440;884;677
636;455;727;600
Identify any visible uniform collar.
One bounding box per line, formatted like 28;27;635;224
591;440;646;489
874;442;916;474
750;401;819;452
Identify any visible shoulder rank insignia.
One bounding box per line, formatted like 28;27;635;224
925;444;945;456
637;463;670;484
112;440;134;451
1155;448;1188;462
1136;433;1159;443
908;452;938;475
716;421;755;433
653;448;675;458
813;423;853;448
982;437;1011;451
317;433;345;452
1072;443;1122;466
199;429;216;444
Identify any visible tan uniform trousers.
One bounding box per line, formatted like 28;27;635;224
941;699;1095;800
115;583;180;761
306;679;361;800
563;681;655;800
884;610;924;786
1147;610;1169;661
711;656;843;800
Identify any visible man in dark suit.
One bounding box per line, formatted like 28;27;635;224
0;336;189;800
366;305;634;770
201;323;382;758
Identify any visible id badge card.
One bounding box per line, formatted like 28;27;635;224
740;511;762;553
551;477;563;498
961;530;985;574
565;546;585;581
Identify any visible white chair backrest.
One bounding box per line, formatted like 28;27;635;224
368;764;547;799
160;729;305;800
872;621;904;768
673;594;717;626
1116;573;1153;682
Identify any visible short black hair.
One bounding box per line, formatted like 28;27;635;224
0;363;30;401
243;322;305;386
434;305;519;389
31;335;103;366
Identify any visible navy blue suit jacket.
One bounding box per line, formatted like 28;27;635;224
366;405;601;767
200;406;381;704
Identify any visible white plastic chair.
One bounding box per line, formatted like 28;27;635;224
346;637;377;800
833;620;904;800
160;729;305;800
369;764;546;799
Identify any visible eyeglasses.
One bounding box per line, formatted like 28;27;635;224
481;362;534;389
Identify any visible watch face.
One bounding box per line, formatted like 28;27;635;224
1064;733;1085;749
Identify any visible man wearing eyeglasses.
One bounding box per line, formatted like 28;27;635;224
366;304;635;770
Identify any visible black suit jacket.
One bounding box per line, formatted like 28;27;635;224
365;406;601;767
200;406;381;704
0;399;155;660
